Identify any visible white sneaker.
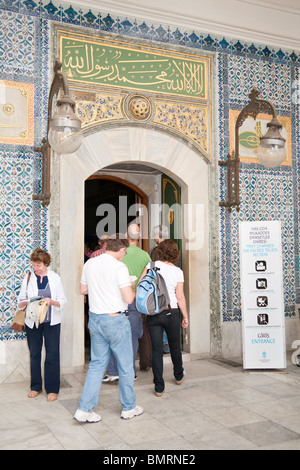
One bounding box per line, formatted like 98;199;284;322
74;409;101;423
121;405;144;420
102;375;119;382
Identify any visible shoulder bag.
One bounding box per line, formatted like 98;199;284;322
11;272;31;332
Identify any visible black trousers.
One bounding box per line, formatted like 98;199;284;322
139;314;152;369
147;308;183;393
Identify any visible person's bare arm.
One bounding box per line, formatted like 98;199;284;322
175;282;189;328
120;285;135;305
43;298;60;308
80;283;88;295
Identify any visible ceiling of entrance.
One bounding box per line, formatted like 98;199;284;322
101;163;161;175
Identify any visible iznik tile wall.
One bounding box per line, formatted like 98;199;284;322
219;52;299;322
0;0;299;341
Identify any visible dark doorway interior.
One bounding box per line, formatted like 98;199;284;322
85;178;137;250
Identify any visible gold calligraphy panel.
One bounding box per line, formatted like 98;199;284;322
0;80;34;145
59;32;209;100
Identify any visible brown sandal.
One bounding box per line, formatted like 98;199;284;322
47;393;58;402
28;390;42;398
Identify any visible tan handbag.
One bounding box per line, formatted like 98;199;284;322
11;308;26;332
11;272;31;332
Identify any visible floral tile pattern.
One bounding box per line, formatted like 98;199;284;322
0;10;35;77
0;151;33;338
228;56;291;111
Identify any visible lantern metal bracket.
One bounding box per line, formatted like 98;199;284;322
32;60;74;207
219;87;278;212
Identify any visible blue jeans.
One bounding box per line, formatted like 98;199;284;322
107;301;143;376
78;313;136;412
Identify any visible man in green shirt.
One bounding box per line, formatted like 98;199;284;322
123;223;151;290
103;224;151;382
123;223;152;375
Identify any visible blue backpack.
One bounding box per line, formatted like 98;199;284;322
136;263;171;315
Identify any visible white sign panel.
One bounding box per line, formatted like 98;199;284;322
240;221;286;369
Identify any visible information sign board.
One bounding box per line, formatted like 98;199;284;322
240;221;286;369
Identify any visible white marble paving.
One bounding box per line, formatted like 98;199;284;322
1;357;300;450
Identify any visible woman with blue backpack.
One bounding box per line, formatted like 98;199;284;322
137;239;189;397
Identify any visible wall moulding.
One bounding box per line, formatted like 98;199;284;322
70;0;300;51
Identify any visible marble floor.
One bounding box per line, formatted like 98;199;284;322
1;355;300;450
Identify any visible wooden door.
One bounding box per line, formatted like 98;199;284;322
161;173;182;262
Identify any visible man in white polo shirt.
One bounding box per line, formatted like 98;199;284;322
74;236;144;422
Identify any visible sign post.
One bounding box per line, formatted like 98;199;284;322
240;221;286;369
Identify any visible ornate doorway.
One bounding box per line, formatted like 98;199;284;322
56;127;210;370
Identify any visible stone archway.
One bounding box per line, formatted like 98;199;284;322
56;127;210;371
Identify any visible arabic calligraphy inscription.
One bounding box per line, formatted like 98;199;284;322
61;36;207;99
